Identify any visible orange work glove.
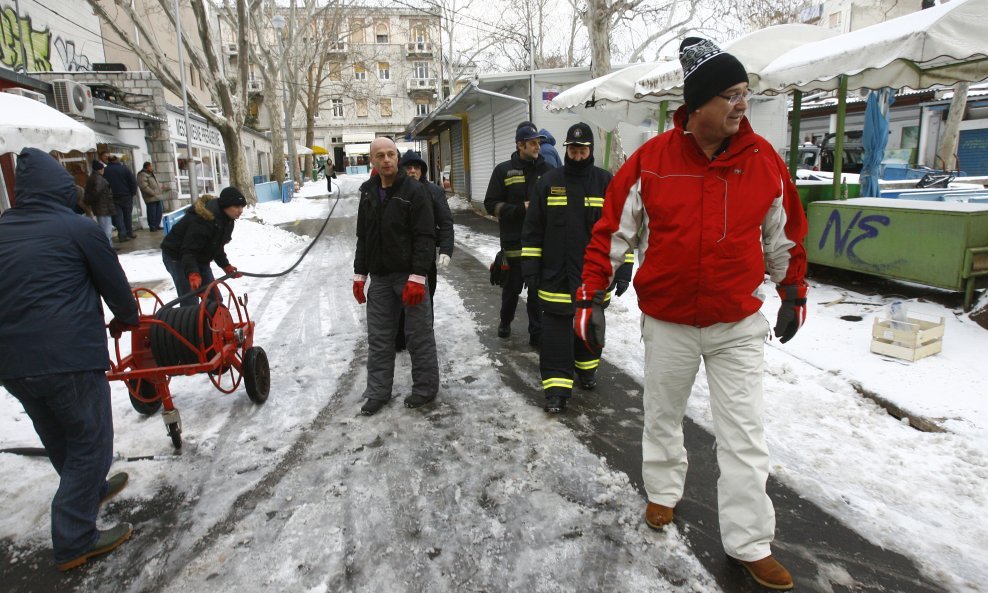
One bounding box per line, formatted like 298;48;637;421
222;265;243;279
353;274;366;305
402;276;426;307
188;273;202;291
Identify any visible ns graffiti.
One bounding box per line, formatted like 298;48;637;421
817;208;891;266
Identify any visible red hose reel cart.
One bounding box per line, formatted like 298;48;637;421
106;280;270;449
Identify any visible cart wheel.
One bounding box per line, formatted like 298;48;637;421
167;422;182;450
126;379;162;415
243;346;270;404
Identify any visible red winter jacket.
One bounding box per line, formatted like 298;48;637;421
582;106;807;328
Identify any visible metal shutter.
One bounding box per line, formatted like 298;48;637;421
450;120;466;197
958;128;988;176
468;106;495;203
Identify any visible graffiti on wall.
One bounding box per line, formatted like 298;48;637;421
0;5;94;72
817;208;902;272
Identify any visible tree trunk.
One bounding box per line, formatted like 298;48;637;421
935;82;969;172
265;95;286;185
218;120;255;203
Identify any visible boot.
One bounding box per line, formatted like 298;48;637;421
544;395;566;413
644;501;674;530
577;371;597;390
404;392;437;408
734;555;794;591
360;398;388;416
100;472;129;505
55;523;132;572
497;322;510;338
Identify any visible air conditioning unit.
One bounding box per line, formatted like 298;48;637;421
52;79;95;120
3;87;48;105
247;79;262;92
225;43;238;55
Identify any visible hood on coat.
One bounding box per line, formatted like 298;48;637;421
192;194;218;220
13;148;76;210
398;150;429;176
539;128;556;146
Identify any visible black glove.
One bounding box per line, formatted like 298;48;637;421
574;286;606;351
614;279;629;297
108;318;140;339
774;284;808;344
489;251;510;286
498;203;525;222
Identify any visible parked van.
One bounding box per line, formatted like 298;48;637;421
782;131;865;174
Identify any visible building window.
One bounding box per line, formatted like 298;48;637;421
350;19;365;43
378;61;390;80
331;98;344;118
380;98;392;118
329;62;342;81
354;64;366;80
356;99;368;117
414;61;429;79
416;102;430;116
375;22;389;43
828;11;840;29
412;26;427;46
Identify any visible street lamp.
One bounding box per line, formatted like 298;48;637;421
272;14;298;193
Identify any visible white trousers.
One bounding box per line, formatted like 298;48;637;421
641;312;775;561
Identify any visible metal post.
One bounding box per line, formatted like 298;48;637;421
832;75;848;200
788;89;803;181
174;0;198;202
657;100;668;134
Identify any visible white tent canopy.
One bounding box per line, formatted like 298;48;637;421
548;62;670;130
0;92;97;155
634;23;839;99
758;0;988;94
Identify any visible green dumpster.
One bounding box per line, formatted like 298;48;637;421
807;198;988;310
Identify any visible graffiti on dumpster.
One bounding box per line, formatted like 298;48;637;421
817;208;903;271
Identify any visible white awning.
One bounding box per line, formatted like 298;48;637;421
0;92;97;154
94;132;139;149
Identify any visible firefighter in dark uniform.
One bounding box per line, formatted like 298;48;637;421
484;121;552;346
521;122;633;413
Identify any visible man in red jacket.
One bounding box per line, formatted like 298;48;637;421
576;38;807;591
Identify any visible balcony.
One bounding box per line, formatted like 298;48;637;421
406;41;433;57
326;41;348;54
224;43;238;56
406;78;436;95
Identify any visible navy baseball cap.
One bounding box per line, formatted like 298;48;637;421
515;122;545;143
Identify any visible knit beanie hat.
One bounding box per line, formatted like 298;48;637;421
679;37;748;112
218;186;247;208
91;159;104;171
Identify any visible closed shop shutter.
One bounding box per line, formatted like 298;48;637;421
958;127;988;176
469;109;495;202
450;120;466;196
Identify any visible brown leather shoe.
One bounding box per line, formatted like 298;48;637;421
643;502;674;530
735;555;794;590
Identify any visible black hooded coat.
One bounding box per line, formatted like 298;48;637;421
0;148;138;380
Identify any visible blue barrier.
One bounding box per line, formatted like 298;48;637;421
253;174;268;184
281;182;293;203
162;205;189;235
254;181;283;203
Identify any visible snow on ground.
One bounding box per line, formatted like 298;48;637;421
1;179;986;592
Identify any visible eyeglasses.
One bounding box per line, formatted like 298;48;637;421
718;90;753;105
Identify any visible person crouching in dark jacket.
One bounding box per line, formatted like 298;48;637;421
160;186;246;306
393;150;454;352
0;148;139;571
352;137;438;416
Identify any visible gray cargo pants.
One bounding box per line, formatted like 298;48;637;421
364;272;439;402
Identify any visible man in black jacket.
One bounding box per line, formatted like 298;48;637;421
160;187;246;306
353;138;438;416
102;155;138;243
0;148;139;571
522;123;633;413
394;150;454;352
484;121;551;346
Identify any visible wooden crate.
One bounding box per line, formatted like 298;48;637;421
870;313;945;362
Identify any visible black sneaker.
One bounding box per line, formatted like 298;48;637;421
529;333;541;349
404;393;437;408
497;322;510;338
578;372;597;390
544;395;567;413
55;523;133;572
100;472;129;505
360;398;388;416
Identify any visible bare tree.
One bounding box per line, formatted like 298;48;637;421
936;81;969;172
726;0;803;31
86;0;256;201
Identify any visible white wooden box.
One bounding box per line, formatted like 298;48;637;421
870;313;945;362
